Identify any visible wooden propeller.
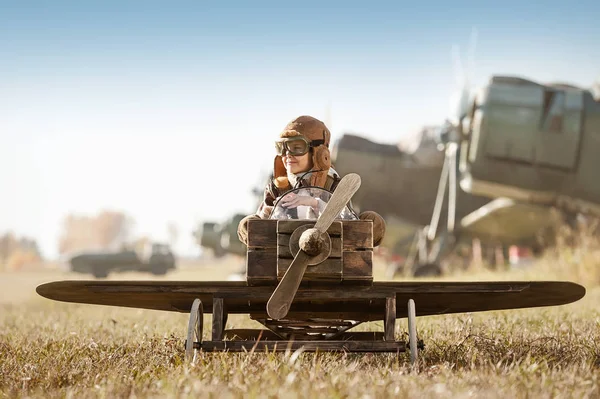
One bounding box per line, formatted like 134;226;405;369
266;173;362;320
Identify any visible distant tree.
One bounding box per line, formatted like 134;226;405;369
0;232;17;264
18;237;41;257
58;209;135;254
95;210;135;249
0;231;42;270
58;214;96;254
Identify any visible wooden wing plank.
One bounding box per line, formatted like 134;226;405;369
36;280;585;320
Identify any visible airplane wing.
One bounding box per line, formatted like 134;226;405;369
36;280;584;320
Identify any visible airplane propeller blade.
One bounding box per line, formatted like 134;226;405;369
266;173;361;320
449;27;478;125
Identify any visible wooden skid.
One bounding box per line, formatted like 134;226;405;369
223;329;384;341
200;340;406;352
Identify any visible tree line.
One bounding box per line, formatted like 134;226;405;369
0;232;42;270
2;209;180;270
57;210;179;257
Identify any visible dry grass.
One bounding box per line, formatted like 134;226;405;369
2;235;600;398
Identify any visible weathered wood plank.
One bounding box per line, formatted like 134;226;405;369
340;277;374;284
221;329;384;342
250;311;381;321
273;326;348;334
201;340;406;352
247;219;277;248
278;234;340;248
342;220;373;249
385;296;396;341
342;251;372;278
277;220;342;235
261;319;355;327
246;249;277;285
278;258;342;278
278;236;342;258
36;280;586;321
212;297;225;341
335;331;385;341
223;329;283;340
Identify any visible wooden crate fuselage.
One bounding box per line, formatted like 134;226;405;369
246;219;373;286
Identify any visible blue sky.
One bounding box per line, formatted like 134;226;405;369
1;1;599;259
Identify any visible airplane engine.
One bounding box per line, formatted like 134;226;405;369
459;75;600;217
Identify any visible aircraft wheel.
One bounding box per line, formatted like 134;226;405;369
150;262;168;275
92;266;108;278
185;298;203;363
213;244;226;259
407;299;418;366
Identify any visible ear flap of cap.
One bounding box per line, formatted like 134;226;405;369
313;145;331;170
310;146;331;187
273;155;290;190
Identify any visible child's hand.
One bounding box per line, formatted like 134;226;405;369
281;193;317;208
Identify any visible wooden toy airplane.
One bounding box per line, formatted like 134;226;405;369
37;173;586;364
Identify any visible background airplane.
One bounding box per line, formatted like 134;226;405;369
332;72;600;276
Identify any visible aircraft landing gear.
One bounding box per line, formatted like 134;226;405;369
386;141;461;279
402;227;455;277
413;263;443;277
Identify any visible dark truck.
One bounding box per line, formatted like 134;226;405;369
68;243;176;278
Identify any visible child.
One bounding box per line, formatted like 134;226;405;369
237;115;386;247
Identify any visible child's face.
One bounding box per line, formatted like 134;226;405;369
283;151;313;174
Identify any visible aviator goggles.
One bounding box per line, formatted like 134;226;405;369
275;136;324;156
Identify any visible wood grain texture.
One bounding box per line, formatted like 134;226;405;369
314;173;361;233
277;258;342;279
266;250;314;319
201;340;406;352
247;219;277;248
248;219;373;283
385;296;396;341
298;228;326;256
289;225;332;265
246;249;277;284
37;280;586;322
265;176;363;319
342;220;373;249
278;236;342;258
277;220;342;235
341;251;372;278
212;297;225;340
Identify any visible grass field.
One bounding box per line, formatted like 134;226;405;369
1;249;599;398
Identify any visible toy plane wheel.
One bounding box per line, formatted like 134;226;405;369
185;298;204;363
407;299;418;365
